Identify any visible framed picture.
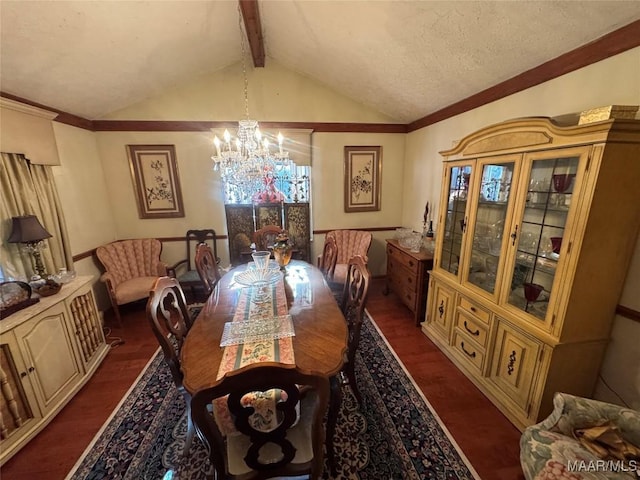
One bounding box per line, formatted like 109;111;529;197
127;145;185;218
344;146;382;212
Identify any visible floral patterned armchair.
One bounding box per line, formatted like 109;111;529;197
520;392;640;479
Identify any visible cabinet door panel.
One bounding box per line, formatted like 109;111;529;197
463;157;519;299
439;162;473;278
13;304;81;413
428;282;454;343
502;147;589;328
489;322;541;411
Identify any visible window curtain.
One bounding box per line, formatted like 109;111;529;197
0;152;73;280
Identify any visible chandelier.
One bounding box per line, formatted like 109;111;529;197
211;7;289;187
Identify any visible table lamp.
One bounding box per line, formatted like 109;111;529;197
7;215;52;278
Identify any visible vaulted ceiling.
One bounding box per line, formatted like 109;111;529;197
1;1;639;124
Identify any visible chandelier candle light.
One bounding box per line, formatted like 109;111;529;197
211;6;290;188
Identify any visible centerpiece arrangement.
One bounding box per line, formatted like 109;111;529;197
272;232;293;270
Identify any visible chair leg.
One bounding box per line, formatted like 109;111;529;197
326;375;342;477
183;408;194;457
346;362;362;406
112;302;123;328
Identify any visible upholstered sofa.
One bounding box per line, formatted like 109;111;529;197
96;238;168;326
520;392;640;480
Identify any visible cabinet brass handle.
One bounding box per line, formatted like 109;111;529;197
407;277;413;283
508;350;517;375
460;342;476;358
463;321;480;336
469;306;477;312
20;371;27;378
409;260;414;267
510;225;519;246
438;300;445;318
28;367;35;373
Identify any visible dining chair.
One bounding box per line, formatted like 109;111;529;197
168;229;218;301
338;255;371;405
325;230;372;285
318;234;338;282
253;225;285;251
146;276;195;457
194;242;221;297
191;362;330;480
326;255;371;474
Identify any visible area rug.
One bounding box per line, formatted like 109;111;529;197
66;313;480;480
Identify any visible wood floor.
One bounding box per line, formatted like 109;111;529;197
1;278;525;480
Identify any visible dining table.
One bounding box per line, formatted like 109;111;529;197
181;258;348;399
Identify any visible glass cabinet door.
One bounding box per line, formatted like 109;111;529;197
506;153;581;321
464;158;517;296
440;163;472;276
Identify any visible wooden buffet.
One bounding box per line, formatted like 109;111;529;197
0;276;108;464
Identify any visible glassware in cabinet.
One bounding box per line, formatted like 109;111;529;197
505;153;582;322
440;163;473;276
463;158;518;297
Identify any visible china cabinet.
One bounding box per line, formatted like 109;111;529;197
0;276;109;464
423;114;640;430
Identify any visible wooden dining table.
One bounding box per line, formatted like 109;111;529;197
181;259;348;395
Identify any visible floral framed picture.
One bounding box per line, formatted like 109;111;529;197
344;146;382;212
127;145;185;218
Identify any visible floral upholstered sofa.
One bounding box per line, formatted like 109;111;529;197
520;392;640;480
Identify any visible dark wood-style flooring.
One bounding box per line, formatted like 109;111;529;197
1;278;524;480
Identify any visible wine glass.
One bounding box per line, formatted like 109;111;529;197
552;174;576;207
523;282;544;312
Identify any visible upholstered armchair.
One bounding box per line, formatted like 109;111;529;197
324;230;372;285
520;392;640;480
96;238;168;326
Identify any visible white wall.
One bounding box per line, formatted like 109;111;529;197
403;47;640;408
95;60;406;276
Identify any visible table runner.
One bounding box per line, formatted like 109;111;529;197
214;272;295;435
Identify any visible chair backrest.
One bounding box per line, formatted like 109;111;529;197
319;234;338;281
191;362;329;480
194;242;221;296
184;229;217;270
146;276;192;390
96;238;165;285
327;230;372;264
253;225;285;251
340;255;371;368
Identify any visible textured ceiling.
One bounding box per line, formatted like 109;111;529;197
1;1;639;122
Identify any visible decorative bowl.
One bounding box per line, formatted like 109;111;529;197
34;280;62;297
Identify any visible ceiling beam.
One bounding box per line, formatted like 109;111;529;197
239;0;265;68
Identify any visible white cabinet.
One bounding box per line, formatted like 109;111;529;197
0;276;109;464
423;114;640;430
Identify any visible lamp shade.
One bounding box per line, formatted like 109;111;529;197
7;215;52;243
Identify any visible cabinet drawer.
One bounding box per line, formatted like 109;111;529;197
489;321;541;412
388;263;418;294
458;296;491;325
455;313;489;348
387;245;420;274
452;330;485;373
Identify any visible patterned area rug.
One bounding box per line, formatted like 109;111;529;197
66;314;479;480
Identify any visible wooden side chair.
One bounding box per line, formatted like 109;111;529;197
338;255;371;406
191;362;329;480
169;229;218;300
326;255;371;473
253;225;285;251
146;276;195;457
318;234;338;281
325;230;372;285
194;242;221;298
